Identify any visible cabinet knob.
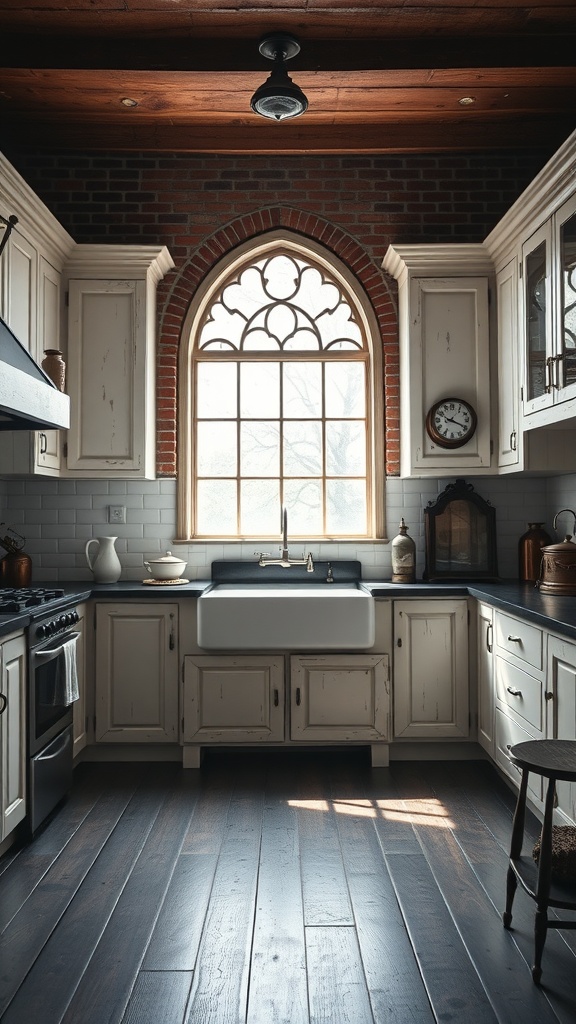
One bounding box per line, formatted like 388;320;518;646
545;691;554;701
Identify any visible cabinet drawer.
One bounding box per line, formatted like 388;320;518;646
495;657;543;733
494;611;543;671
494;708;542;805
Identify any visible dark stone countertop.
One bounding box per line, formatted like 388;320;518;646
2;578;576;644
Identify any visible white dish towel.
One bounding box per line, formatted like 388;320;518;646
53;635;80;706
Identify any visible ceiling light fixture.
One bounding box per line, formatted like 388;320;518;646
250;32;308;122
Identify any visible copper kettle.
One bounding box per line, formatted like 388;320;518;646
536;509;576;595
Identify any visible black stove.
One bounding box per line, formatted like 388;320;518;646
0;587;65;614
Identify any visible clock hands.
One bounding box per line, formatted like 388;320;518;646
443;415;467;429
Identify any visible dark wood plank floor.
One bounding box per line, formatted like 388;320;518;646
1;749;576;1024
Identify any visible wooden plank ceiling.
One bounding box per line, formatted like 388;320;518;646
1;2;576;155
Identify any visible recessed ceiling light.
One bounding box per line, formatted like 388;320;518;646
458;96;476;106
120;97;139;107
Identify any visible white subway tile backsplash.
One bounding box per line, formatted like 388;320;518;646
3;472;575;582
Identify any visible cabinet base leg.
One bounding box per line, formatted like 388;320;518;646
182;745;202;769
371;744;390;767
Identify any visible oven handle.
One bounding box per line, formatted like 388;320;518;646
34;632;81;663
36;729;71;761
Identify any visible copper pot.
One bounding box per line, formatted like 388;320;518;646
536;509;576;595
0;550;32;587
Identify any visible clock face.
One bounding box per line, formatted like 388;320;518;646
426;398;477;449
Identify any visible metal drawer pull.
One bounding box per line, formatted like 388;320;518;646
295;687;301;706
507;635;522;643
0;693;6;715
506;686;522;697
273;688;279;707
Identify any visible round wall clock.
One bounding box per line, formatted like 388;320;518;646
425;397;477;449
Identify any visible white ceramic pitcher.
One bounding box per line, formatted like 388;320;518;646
85;536;122;583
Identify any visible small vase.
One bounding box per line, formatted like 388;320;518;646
518;522;552;583
42;349;66;392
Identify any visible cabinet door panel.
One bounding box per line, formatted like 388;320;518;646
477;603;494;755
67;280;147;473
394;600;469;739
290;655;389;741
95;603;178;743
183;655;284;742
497;257;521;468
547;635;576;824
1;633;27;840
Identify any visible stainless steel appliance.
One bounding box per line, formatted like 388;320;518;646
0;587;81;834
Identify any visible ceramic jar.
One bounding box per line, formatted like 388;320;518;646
42;349;66;391
518;522;552;583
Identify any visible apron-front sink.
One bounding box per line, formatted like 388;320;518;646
197;582;375;650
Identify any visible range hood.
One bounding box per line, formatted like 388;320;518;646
0;316;70;431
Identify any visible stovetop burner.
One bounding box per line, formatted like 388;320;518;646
0;587;65;614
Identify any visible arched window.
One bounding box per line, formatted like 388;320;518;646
177;231;384;541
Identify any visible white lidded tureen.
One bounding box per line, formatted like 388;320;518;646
143;550;188;581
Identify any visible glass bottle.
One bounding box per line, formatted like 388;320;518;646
391;518;416;583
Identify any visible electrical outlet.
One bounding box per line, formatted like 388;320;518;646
108;505;126;524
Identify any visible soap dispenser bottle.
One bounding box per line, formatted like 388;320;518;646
391;518;416;583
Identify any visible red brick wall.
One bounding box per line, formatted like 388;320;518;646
6;148;551;476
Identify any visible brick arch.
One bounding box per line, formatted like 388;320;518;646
156;205;399;476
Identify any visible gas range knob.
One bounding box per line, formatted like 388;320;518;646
37;624;48;639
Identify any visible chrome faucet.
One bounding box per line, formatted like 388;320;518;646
256;507;314;571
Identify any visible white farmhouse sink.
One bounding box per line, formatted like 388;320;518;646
197;582;375;650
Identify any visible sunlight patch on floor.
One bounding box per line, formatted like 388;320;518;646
288;796;454;828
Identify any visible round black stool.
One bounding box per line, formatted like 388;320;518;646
503;739;576;983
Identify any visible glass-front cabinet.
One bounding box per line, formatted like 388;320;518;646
559;193;576;393
522;192;576;419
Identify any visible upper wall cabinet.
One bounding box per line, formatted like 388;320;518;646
64;245;174;478
382;245;493;478
0;154;75;477
485;129;576;471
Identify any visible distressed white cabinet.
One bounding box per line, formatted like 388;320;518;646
546;634;576;824
290;654;389;743
0;154;73;476
477;602;494;755
393;599;469;739
382;245;493;478
182;655;285;746
94;602;179;744
493;610;544;805
0;631;26;842
65;245;174;478
496;255;521;469
72;604;88;758
521;192;576;423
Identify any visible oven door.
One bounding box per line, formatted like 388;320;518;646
29;629;80;755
